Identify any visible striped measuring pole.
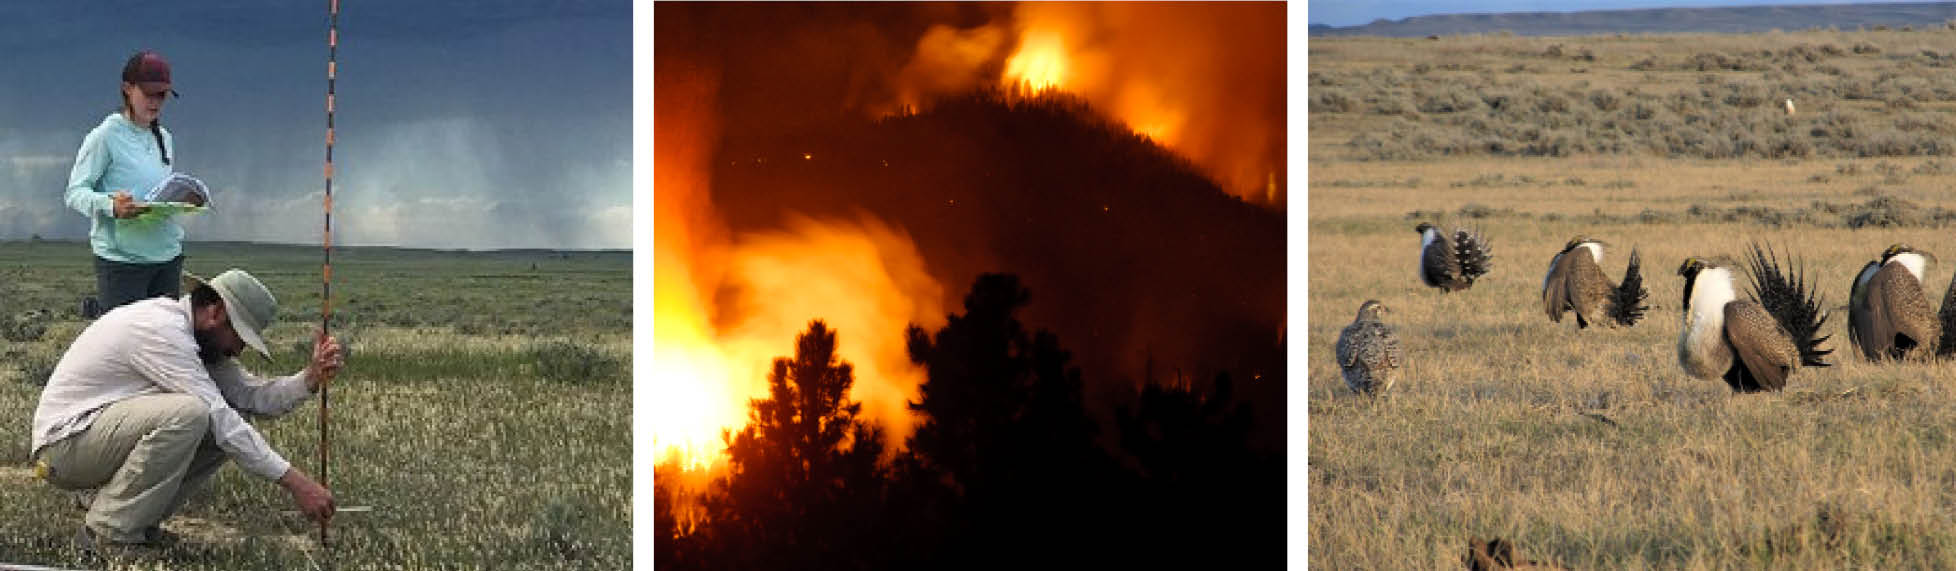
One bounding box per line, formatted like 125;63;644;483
320;0;340;551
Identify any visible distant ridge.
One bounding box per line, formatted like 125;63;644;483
1309;2;1956;37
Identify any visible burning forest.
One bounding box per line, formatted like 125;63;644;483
654;2;1286;567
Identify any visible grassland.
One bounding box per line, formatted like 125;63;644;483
1311;29;1956;568
0;241;629;569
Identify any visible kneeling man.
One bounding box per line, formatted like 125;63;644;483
30;269;342;551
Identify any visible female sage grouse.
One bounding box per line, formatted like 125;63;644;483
1336;300;1402;394
1676;245;1831;393
1415;222;1492;292
1541;236;1649;329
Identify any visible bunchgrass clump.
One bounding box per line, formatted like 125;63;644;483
530;339;624;385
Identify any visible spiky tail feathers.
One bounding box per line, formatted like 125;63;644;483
1454;227;1493;281
1938;268;1956;357
1746;242;1833;367
1607;248;1651;327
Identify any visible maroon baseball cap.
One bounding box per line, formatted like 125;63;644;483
122;50;179;98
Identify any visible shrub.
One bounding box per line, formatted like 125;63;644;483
532;496;598;561
1588;89;1620;111
530;340;624;385
1314;91;1356;113
1;313;46;343
16;352;56;387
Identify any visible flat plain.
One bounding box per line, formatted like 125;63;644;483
1311;28;1956;568
0;240;629;569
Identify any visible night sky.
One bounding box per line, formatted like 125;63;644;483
657;2;1287;427
0;1;629;249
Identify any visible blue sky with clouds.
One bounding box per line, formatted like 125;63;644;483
0;1;629;250
1307;0;1879;28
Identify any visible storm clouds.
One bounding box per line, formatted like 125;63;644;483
0;1;629;249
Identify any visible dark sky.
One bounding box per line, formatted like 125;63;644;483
657;2;1288;399
0;1;629;249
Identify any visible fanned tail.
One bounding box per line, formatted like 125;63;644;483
1454;227;1493;282
1608;248;1650;327
1747;242;1832;367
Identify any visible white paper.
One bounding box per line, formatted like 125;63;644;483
142;172;213;209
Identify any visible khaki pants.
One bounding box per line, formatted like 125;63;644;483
38;393;228;544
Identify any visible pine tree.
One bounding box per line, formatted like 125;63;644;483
704;320;886;569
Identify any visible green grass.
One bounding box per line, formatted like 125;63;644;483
0;240;629;569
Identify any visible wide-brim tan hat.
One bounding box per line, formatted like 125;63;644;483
182;269;277;358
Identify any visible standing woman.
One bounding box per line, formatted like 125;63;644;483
64;51;203;317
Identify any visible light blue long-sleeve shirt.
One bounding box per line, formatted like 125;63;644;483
64;113;183;263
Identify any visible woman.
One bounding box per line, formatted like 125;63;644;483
64;50;205;317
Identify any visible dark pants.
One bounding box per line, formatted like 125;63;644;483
93;255;184;315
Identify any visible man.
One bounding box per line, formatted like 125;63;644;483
30;268;344;554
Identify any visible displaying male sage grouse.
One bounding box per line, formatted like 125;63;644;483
1415;222;1493;292
1676;245;1832;393
1541;236;1649;329
1336;300;1402;395
1848;244;1943;361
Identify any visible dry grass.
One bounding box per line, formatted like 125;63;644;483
1311;29;1956;163
1309;154;1956;568
1310;29;1956;568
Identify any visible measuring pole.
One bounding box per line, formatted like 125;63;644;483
320;0;340;552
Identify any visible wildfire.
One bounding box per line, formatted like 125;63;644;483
654;62;944;470
1003;29;1069;94
653;59;740;471
980;3;1284;205
653;215;946;471
651;308;738;471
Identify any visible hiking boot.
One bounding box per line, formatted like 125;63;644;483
142;526;181;547
73;525;171;562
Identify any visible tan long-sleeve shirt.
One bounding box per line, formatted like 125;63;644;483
31;296;313;480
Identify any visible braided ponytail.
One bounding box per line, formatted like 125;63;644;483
150;120;170;166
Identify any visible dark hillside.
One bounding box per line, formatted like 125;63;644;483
709;89;1287;446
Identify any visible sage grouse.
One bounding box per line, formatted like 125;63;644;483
1676;245;1832;393
1415;222;1492;293
1336;300;1402;395
1541;236;1649;329
1849;243;1943;361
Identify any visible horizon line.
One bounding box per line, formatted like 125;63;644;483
0;238;631;254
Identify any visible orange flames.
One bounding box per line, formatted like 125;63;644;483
653;62;739;471
654;214;946;471
715;216;945;456
656;62;945;472
896;3;1286;205
1003;29;1070;94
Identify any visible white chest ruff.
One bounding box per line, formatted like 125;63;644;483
1891;252;1929;283
1679;268;1737;379
1420;228;1441;278
1579;242;1603;265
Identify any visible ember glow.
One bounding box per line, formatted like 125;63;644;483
1003;29;1070;94
655;0;1282;472
653;214;945;470
654;55;945;471
652;61;741;471
716;216;946;454
989;3;1286;204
